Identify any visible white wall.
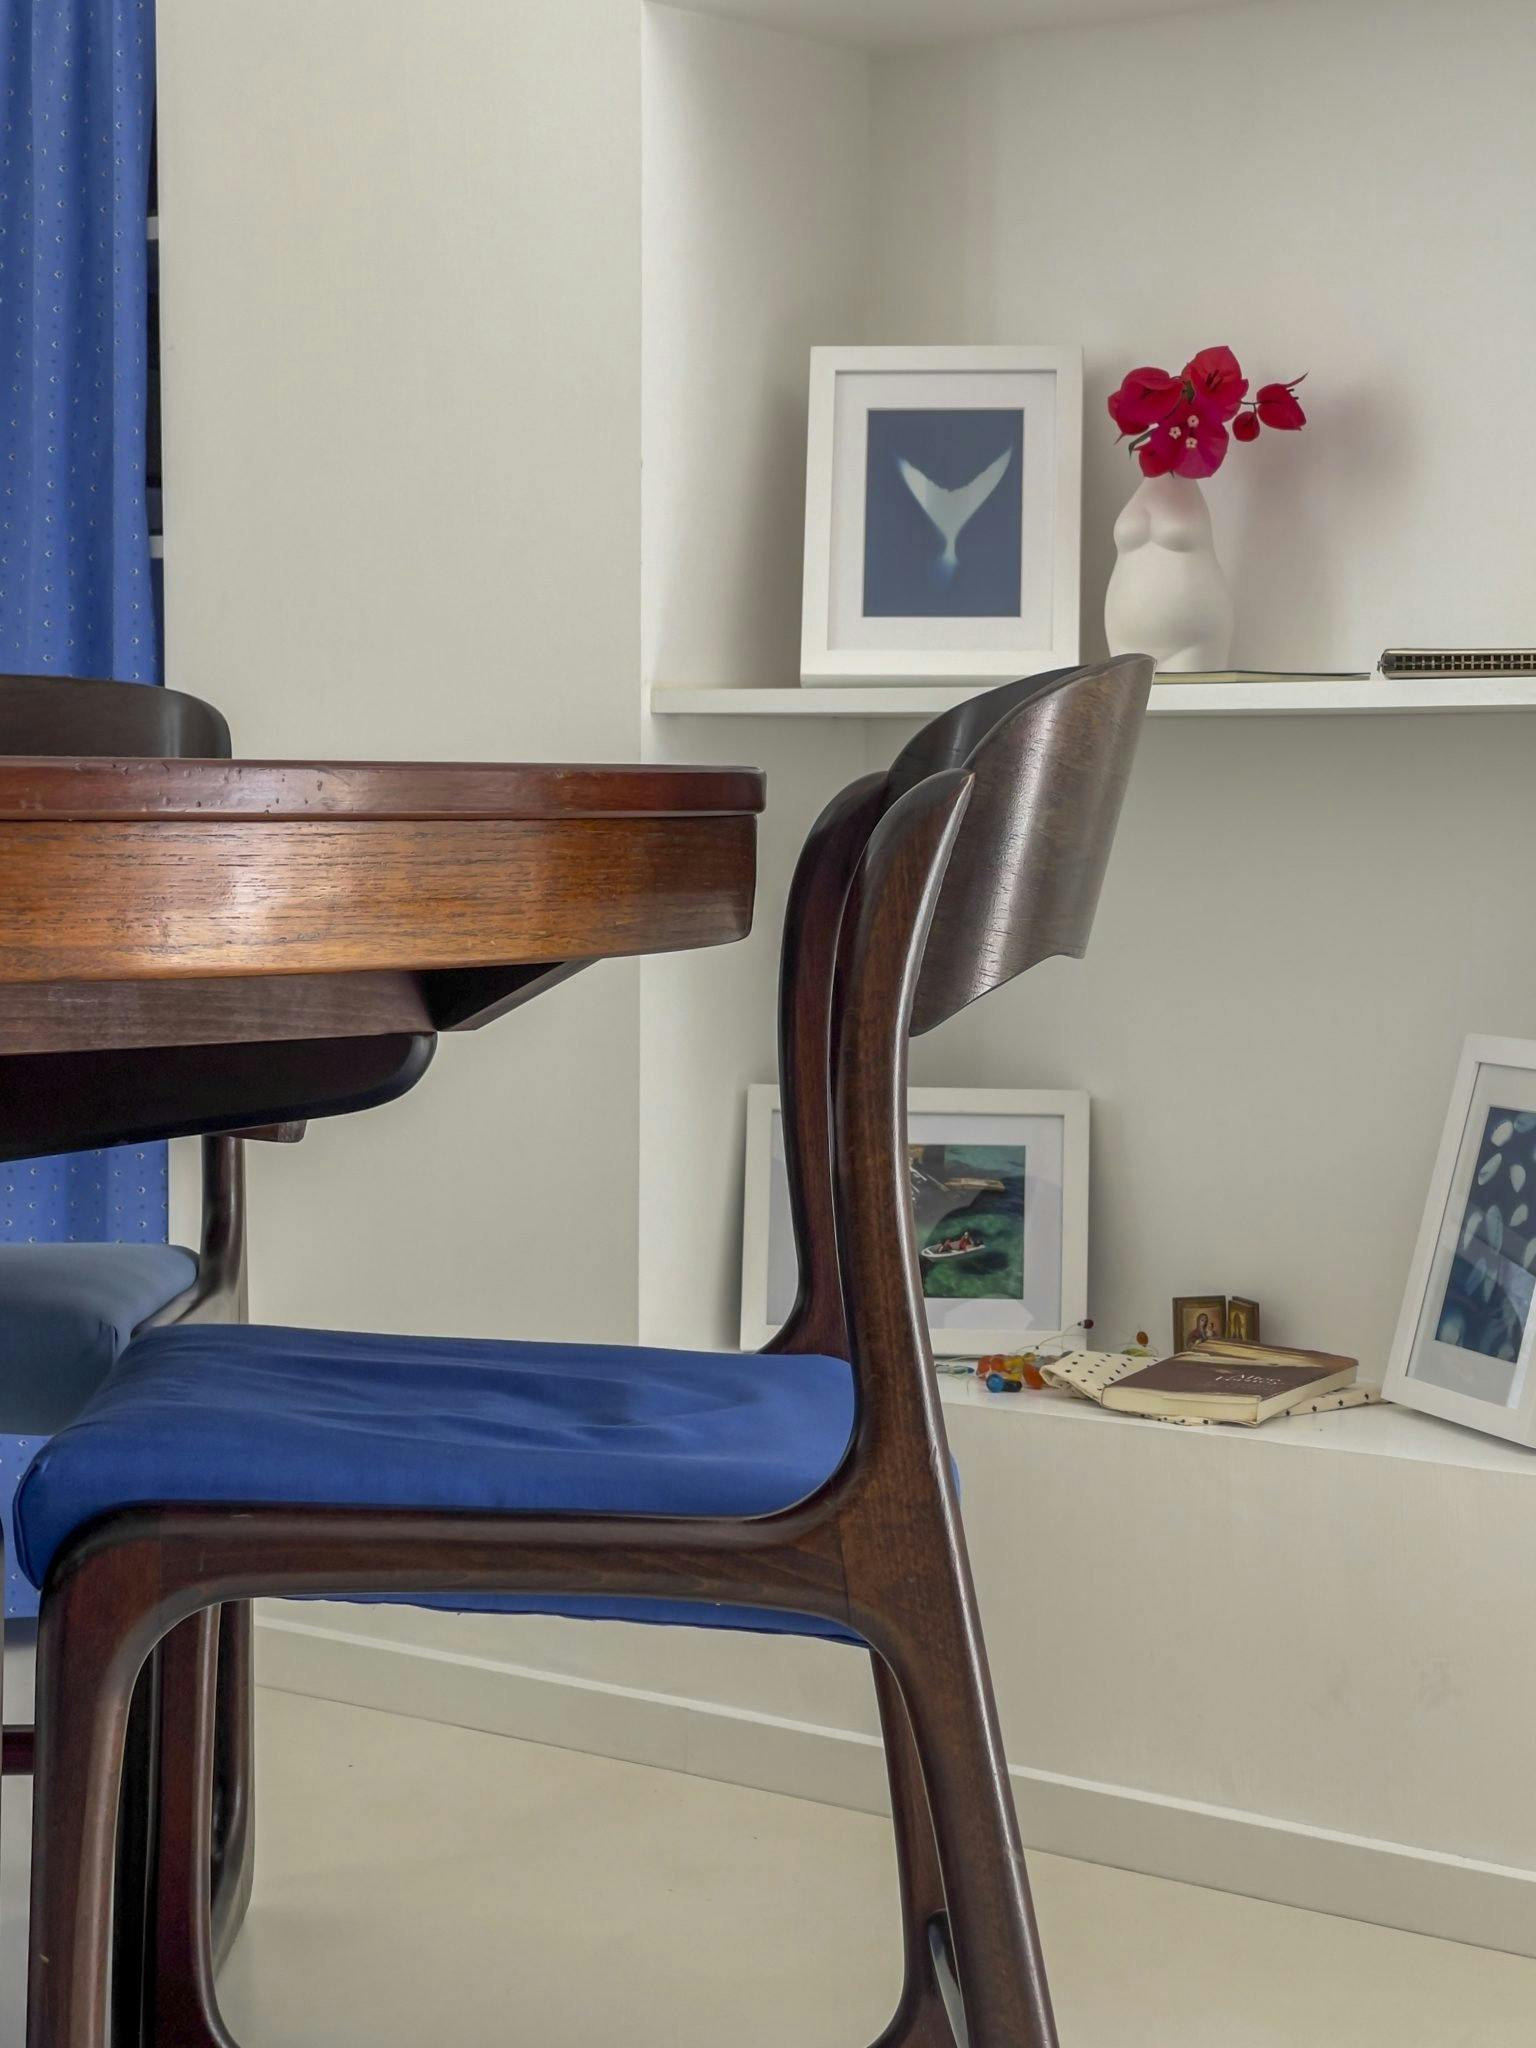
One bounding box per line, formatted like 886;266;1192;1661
639;5;877;1349
642;5;873;695
157;0;643;1341
637;0;1536;1370
871;0;1536;670
869;0;1536;1359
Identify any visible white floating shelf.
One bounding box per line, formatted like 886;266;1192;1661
650;677;1536;719
675;0;1144;53
935;1376;1536;1474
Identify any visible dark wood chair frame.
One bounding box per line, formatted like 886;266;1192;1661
20;658;1151;2048
0;677;293;2040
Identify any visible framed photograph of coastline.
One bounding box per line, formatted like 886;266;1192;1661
740;1084;1089;1356
800;346;1082;688
1385;1036;1536;1446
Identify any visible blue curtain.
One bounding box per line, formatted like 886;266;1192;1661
0;0;165;1257
0;0;158;681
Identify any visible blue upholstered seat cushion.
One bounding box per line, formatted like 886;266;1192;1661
16;1324;858;1639
0;1244;198;1435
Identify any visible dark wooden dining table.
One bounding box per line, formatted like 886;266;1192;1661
0;751;764;2043
0;756;765;1157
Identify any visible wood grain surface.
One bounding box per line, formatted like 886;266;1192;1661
0;814;757;982
0;972;432;1055
0;758;764;821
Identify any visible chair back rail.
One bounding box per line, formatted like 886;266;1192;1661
903;657;1152;1033
0;674;231;759
765;772;886;1364
0;671;247;1315
770;658;1153;1368
832;770;976;1440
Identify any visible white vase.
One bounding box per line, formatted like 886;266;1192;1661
1104;474;1233;673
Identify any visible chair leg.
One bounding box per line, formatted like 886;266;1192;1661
28;1549;165;2048
879;1604;1058;2048
870;1655;956;2048
144;1610;239;2048
110;1654;161;2048
138;1601;255;2048
210;1602;257;1965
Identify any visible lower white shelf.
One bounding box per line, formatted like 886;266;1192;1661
650;677;1536;718
936;1375;1536;1474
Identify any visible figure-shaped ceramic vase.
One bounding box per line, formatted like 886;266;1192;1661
1104;474;1233;673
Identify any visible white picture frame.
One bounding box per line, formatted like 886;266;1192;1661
800;345;1082;689
740;1084;1089;1356
1384;1035;1536;1447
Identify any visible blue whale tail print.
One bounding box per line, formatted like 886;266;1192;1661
898;447;1014;578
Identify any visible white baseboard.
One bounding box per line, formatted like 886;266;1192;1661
256;1613;1536;1960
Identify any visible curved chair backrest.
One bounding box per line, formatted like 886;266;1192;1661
896;658;1151;1035
0;674;231;759
0;672;247;1312
770;657;1153;1363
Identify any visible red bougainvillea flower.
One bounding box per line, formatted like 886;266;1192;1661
1255;376;1307;430
1137;406;1231;480
1110;349;1304;476
1182;344;1248;423
1106;365;1183;437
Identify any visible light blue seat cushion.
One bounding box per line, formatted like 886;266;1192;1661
16;1324;859;1640
0;1243;198;1435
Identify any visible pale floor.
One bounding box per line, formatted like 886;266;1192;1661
4;1687;1536;2046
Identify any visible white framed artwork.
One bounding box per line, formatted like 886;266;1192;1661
800;345;1082;689
740;1084;1089;1356
1384;1036;1536;1446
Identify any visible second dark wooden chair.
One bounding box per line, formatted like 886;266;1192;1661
0;674;286;2038
17;656;1152;2048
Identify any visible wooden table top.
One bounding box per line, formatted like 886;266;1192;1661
0;757;764;821
0;756;765;1159
0;757;765;984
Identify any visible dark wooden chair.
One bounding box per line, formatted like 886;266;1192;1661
0;680;248;1380
18;656;1152;2048
0;675;284;2035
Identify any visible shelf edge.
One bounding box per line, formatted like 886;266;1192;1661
650;681;1536;719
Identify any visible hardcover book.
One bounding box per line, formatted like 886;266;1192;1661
1100;1339;1357;1424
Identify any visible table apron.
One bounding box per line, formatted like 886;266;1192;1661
0;814;756;982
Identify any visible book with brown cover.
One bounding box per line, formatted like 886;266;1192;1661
1101;1339;1358;1425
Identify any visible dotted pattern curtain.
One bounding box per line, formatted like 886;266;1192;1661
0;0;158;681
0;3;163;1612
0;0;165;1243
